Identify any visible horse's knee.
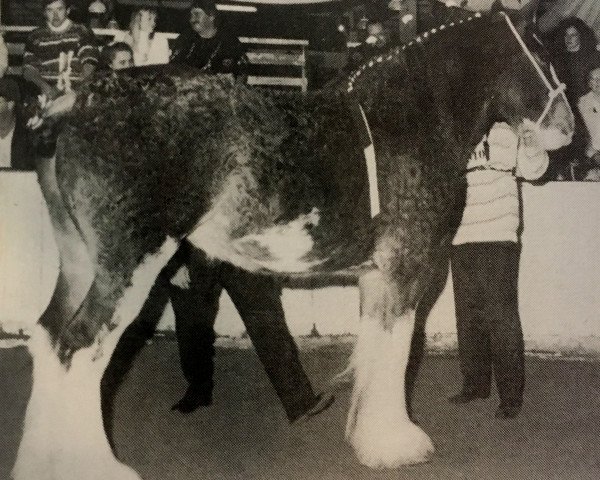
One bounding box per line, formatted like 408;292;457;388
371;230;404;275
359;268;406;330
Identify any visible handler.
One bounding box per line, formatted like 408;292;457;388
163;0;333;422
168;242;333;422
449;121;549;419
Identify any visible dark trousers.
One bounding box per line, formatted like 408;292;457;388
451;242;524;408
169;247;318;422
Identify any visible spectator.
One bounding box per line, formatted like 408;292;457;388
170;0;246;76
578;65;600;180
449;122;549;419
538;0;600;41
0;78;35;170
545;18;599;179
100;42;133;70
23;0;99;98
364;21;389;51
87;0;116;30
113;8;170;66
347;20;391;72
550;17;600;106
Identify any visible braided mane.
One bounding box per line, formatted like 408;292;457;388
346;11;484;94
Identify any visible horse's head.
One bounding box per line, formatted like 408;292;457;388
490;13;574;150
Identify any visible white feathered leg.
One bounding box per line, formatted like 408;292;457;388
12;326;142;480
13;238;178;480
345;270;434;468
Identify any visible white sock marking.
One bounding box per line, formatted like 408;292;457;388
13;238;178;480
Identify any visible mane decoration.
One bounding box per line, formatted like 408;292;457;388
346;12;483;94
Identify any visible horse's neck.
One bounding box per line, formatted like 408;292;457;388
422;45;498;165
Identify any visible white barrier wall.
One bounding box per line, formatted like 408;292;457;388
1;172;600;355
0;172;58;332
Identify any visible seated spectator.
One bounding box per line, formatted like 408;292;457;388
170;0;246;76
348;20;390;70
545;18;599;180
538;0;600;41
0;78;35;170
549;17;600;105
100;42;133;70
578;65;600;180
87;0;116;29
113;8;170;66
364;21;389;51
23;0;99;98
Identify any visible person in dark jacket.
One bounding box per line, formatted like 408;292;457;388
550;17;600;106
546;17;599;179
0;78;36;170
170;0;246;76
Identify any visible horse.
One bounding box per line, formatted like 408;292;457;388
13;11;573;480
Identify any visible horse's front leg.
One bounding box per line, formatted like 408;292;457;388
346;263;434;468
12;238;178;480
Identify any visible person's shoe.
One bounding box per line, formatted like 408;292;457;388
293;392;335;423
494;403;521;419
171;384;212;414
448;389;490;404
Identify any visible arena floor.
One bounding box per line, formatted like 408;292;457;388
1;341;600;480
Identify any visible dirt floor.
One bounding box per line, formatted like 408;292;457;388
2;341;600;480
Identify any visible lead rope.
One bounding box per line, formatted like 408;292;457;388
499;12;567;127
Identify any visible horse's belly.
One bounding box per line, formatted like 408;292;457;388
187;205;374;274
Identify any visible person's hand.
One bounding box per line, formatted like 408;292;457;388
42;83;61;101
26;95;47;130
45;91;77;117
517;123;538;148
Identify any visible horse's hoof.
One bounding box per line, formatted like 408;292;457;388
349;420;435;469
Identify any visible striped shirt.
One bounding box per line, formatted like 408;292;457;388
453;122;549;245
23;21;99;91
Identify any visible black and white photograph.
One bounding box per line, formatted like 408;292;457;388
0;0;599;479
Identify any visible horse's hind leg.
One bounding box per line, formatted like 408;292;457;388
36;154;95;340
345;260;434;467
12;238;178;480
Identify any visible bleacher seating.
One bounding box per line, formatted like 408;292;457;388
241;37;308;92
0;25;309;91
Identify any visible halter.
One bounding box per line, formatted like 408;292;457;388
500;12;568;127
